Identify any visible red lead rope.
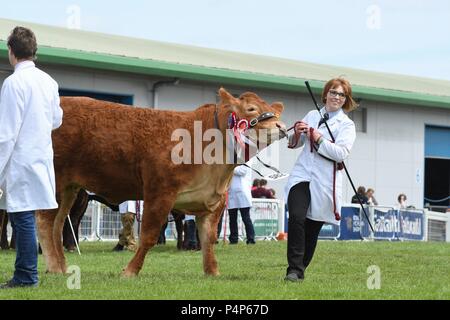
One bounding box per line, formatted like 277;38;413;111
332;163;341;221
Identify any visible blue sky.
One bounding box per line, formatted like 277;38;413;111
1;0;449;80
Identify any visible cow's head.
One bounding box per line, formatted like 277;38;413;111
218;87;287;142
218;88;287;162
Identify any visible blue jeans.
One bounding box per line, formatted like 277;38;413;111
228;207;255;244
8;211;38;285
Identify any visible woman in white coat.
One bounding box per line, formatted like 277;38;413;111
0;27;63;288
284;78;357;282
227;165;255;244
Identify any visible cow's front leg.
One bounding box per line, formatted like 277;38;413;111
122;195;175;277
196;204;224;276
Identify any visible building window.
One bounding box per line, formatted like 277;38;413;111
348;103;367;133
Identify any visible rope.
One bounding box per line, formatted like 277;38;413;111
67;216;81;256
424;196;450;203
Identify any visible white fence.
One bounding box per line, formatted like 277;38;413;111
218;198;285;242
77;202;448;243
424;209;450;242
79;198;285;242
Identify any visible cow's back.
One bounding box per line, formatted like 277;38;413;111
53;97;189;200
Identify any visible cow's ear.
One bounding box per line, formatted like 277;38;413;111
271;102;284;116
218;88;239;106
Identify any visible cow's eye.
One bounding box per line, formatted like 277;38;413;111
247;107;256;112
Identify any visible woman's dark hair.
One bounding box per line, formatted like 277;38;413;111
7;26;37;60
398;193;407;202
357;186;366;194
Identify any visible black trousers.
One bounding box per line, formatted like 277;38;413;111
228;207;255;244
287;182;324;277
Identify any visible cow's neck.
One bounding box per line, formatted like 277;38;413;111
173;104;238;213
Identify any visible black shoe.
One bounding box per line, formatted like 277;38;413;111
0;280;38;289
246;240;256;244
112;243;124;251
284;273;304;282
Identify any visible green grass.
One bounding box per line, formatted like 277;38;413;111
0;240;449;300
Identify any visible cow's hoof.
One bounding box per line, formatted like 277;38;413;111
121;269;138;278
45;267;65;274
205;270;220;277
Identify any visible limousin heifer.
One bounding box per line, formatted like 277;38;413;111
36;88;286;277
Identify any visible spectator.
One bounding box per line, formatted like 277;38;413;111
112;201;138;251
351;186;369;204
0;27;63;289
227;165;256;244
397;193;415;209
252;179;275;199
269;188;276;198
251;179;260;193
366;188;379;206
183;214;199;250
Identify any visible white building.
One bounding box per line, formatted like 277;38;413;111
1;18;449;210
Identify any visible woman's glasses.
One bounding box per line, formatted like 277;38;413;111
328;89;346;99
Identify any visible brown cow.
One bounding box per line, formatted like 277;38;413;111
36;88;286;277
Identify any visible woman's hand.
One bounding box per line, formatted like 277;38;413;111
294;121;309;134
307;128;322;144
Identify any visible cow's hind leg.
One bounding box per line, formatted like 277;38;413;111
122;196;174;277
52;185;81;273
196;204;224;276
36;209;62;272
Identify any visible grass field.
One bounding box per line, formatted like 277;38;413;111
0;240;449;300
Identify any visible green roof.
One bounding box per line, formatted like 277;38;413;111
1;18;450;109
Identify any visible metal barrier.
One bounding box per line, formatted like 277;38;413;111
79;199;285;242
361;206;397;241
397;209;425;241
80;201;126;241
359;206;425;241
318;223;340;240
331;205;361;240
251;199;284;241
424;209;449;242
78;201;434;243
220;199;285;242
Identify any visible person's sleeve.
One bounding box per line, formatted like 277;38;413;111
373;197;379;206
0;78;25;174
233;165;248;176
52;83;63;130
288;132;306;149
317;120;356;162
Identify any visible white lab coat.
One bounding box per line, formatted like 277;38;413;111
227;165;253;209
119;201;144;214
0;61;63;212
285;108;356;225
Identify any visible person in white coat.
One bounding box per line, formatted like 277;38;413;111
112;200;140;251
227;165;255;244
0;27;63;288
284;78;357;282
